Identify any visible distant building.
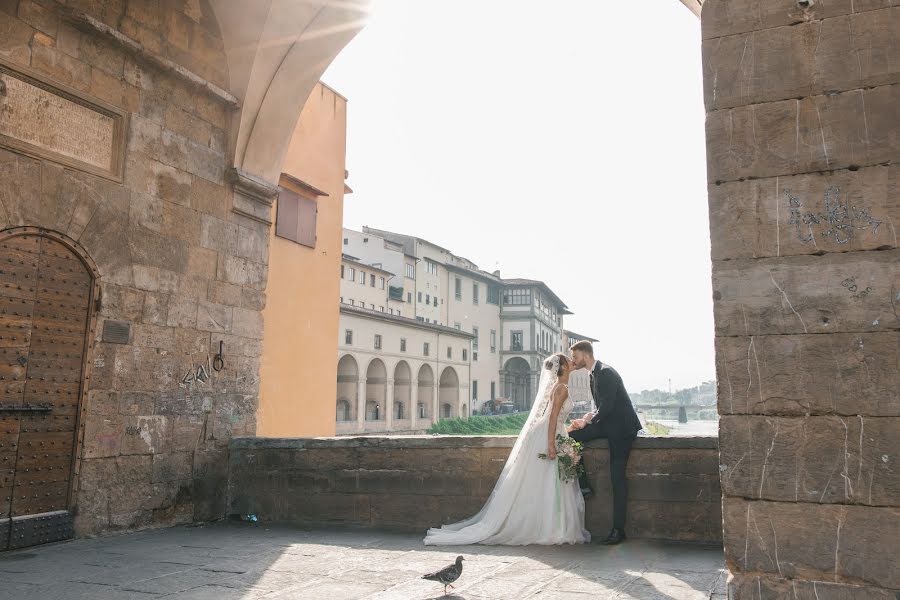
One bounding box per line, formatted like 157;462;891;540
564;329;599;350
337;227;577;431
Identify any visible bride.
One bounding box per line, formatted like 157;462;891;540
423;353;590;546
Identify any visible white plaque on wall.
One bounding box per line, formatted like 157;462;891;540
0;58;127;181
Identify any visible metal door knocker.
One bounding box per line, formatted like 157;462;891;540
213;340;225;372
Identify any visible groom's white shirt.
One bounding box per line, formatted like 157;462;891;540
588;360;599;418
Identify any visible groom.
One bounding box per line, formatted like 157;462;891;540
567;341;642;545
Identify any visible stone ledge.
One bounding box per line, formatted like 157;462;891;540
230;435;718;450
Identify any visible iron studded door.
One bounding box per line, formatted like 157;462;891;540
0;233;92;549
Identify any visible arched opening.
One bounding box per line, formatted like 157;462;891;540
0;228;99;548
336;355;359;422
417;364;434;421
461;404;468;418
365;358;387;421
503;357;532;412
439;367;459;420
336;400;351;422
393;361;411;423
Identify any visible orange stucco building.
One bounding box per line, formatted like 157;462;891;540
257;82;349;436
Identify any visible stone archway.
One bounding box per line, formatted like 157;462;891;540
393;361;411;423
336;355;359;422
365;358;386;422
417;364;434;422
439;367;459;420
503;357;532;412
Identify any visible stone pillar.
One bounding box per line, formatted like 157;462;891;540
385;378;394;432
702;2;898;597
410;379;418;431
433;380;440;422
356;378;366;430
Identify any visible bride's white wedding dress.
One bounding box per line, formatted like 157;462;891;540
423;364;590;546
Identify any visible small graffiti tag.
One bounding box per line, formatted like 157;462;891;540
841;277;873;301
125;425;142;435
179;360;210;389
786;186;883;245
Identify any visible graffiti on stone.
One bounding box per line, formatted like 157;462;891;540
179;357;211;389
841;277;873;301
786;186;883;245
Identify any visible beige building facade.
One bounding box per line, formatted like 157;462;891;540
340;227;574;422
337;305;473;434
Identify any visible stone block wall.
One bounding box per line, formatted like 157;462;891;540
702;1;899;597
0;0;267;535
227;436;723;544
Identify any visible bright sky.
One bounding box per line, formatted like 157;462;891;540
322;0;712;393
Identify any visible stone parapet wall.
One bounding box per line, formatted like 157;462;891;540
227;435;723;544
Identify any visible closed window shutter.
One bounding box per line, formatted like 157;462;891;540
297;196;317;248
275;188;300;242
275;187;317;248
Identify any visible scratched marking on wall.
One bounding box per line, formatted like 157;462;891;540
841;278;873;301
785;186;883;244
179;356;212;389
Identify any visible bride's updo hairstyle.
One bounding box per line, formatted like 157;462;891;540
543;353;570;377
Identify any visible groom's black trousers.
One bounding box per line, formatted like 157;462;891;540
569;424;636;531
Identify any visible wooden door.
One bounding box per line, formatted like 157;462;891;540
0;231;93;549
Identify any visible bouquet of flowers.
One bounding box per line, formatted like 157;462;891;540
538;434;584;483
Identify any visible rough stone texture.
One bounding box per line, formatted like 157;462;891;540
0;0;267;539
227;436;723;545
0;524;727;600
703;1;899;597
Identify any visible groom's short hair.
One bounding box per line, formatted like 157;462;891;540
569;340;594;356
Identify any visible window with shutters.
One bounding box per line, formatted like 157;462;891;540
275;187;317;247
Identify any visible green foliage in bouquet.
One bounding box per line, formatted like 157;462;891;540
538;434;585;483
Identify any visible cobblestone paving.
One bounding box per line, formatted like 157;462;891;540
0;523;726;599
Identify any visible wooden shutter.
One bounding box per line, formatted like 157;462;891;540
297;196;317;248
275;188;317;248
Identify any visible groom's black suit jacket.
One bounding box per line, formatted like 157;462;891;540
588;362;642;439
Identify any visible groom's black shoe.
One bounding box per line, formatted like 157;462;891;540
600;529;626;545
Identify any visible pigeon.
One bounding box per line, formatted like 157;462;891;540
422;555;465;595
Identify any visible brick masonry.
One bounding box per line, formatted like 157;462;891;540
0;0;265;536
702;1;899;597
226;435;724;545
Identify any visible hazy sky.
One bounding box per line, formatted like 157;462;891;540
322;1;712;393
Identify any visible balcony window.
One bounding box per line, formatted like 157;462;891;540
374;334;382;350
455;278;461;300
423;342;430;357
503;288;531;306
345;330;353;345
472;283;479;305
511;331;523;352
400;338;406;352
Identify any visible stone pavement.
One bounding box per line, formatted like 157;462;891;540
0;523;726;599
